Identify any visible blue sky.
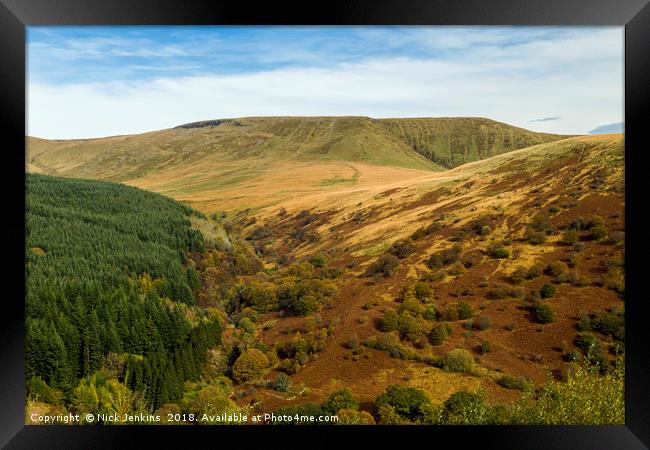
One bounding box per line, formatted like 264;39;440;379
27;26;624;139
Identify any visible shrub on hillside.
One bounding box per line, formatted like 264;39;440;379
441;349;475;373
429;323;452;345
480;340;492;354
486;244;509;259
414;282;433;302
535;304;555;324
375;385;431;421
274;373;292;392
308;253;328;268
526;263;544;279
497;376;528;390
322;388;360;414
389;239;416;259
232;348;270;383
461;252;482;268
546;261;569;279
234;281;279;313
440;391;487;424
474;315;493;331
479;225;492;236
457;301;473;320
397;312;426;340
346;334;360;350
237;317;256;334
423;304;437;321
589;224;608;241
580;312;625;342
426;244;462;269
539;283;557;299
380;310;400;332
366;254;400;278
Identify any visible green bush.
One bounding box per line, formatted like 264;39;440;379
322;388;360;414
573;334;608;370
237;317;256;334
237;281;279;313
457;301;473;320
589;224;608;241
441;391;487;424
441;349;475;373
535;303;555;324
274;373;292;392
423;305;437;321
429;323;451;345
480;340;492;354
414;282;433;302
539;283;557;299
397;312;425;339
497;376;527;390
590;311;625;342
293;294;319;316
380;310;400;332
487;244;509;259
575;333;599;352
375;385;431;421
308;253;328;268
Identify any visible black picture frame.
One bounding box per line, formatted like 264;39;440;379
2;1;648;448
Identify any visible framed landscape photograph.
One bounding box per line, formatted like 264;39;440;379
2;0;649;448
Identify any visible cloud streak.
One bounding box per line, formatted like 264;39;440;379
530;117;562;122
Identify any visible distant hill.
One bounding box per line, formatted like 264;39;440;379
378;117;571;168
27;116;570;180
589;122;624;135
26;116;572;214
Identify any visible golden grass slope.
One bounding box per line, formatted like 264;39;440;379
26;116;573;218
237;134;623;260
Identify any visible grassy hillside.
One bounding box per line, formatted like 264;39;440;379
27;116;570;216
26;174;221;413
378;117;570;168
27;116;441;181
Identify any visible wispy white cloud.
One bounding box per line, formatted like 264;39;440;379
530;117;562;122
